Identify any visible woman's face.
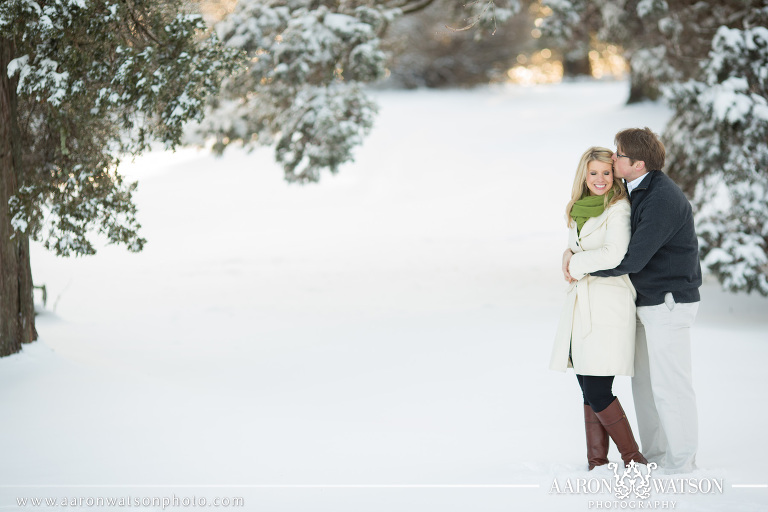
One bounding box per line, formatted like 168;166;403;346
586;160;613;196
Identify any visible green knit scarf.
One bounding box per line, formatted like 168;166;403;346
571;191;613;235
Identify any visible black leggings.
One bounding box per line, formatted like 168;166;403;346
576;374;616;413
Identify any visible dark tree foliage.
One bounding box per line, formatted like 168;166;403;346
0;0;239;356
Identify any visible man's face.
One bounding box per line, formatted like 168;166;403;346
612;147;636;180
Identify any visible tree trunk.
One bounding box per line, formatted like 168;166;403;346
17;235;37;345
7;40;37;346
562;51;592;78
0;37;36;357
627;68;660;104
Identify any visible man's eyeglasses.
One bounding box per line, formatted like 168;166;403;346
615;151;632;160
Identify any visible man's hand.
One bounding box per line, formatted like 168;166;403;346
562;248;576;283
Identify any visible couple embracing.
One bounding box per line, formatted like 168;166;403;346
550;127;702;474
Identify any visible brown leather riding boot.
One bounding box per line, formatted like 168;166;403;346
594;399;648;467
584;404;609;470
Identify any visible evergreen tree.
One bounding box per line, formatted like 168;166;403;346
190;0;516;183
665;8;768;295
0;0;239;356
190;0;394;183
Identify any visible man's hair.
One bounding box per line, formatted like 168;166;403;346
615;127;665;171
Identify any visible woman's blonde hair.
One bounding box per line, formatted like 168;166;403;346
565;146;627;227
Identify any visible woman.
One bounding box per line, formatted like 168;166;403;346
550;147;647;470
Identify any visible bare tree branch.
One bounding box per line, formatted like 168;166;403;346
398;0;436;15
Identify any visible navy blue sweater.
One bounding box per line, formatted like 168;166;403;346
592;170;701;307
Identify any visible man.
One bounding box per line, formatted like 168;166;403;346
565;127;702;474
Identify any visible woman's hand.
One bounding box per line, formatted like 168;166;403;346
562;248;577;283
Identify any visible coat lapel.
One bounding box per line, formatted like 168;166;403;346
577;209;609;240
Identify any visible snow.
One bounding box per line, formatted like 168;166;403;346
6;55;30;81
168;92;197;121
324;12;367;34
8;55;70;107
2;81;767;511
706;76;752;123
9;197;28;233
635;0;664;19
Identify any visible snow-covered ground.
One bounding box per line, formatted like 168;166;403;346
2;81;767;512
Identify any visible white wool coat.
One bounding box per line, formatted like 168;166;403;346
550;199;636;376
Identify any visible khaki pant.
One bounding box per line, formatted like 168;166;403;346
633;293;699;473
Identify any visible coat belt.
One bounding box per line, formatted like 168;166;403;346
567;278;592;337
